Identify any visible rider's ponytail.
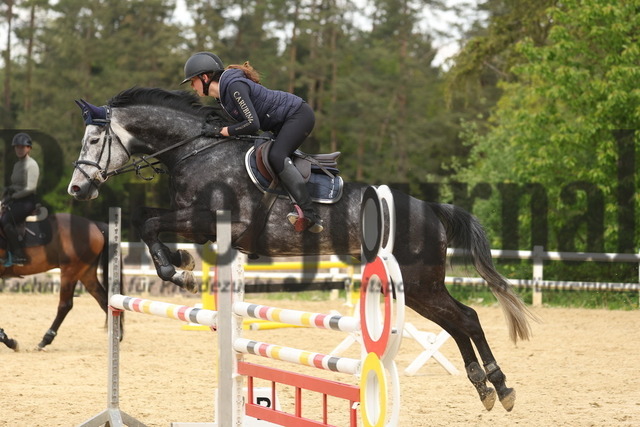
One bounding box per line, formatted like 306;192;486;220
227;61;261;84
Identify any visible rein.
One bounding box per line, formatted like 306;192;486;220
73;106;235;183
106;133;204;180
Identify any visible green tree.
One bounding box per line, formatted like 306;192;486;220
453;0;639;284
9;0;185;218
328;0;446;184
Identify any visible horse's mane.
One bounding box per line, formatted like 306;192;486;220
108;87;216;118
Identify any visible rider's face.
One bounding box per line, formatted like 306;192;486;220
190;74;220;98
14;145;30;159
190;76;206;97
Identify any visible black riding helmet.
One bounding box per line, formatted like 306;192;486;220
181;52;224;95
12;132;32;147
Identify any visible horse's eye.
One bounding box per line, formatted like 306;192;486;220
88;137;100;145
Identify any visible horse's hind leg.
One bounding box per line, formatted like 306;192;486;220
407;293;514;411
414;303;498;411
451;334;498;411
464;309;516;411
79;267;124;341
448;300;516;411
38;277;77;350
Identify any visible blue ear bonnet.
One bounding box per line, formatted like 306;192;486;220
75;99;109;126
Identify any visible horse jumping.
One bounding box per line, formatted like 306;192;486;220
0;213;110;349
67;87;537;411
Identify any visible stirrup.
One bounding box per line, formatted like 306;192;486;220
287;205;324;233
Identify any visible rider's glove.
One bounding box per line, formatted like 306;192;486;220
202;117;222;138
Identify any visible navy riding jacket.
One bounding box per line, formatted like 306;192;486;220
218;68;303;135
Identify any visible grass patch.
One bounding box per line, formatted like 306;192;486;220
250;286;639;310
446;283;639;310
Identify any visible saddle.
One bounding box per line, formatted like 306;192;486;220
0;205;53;252
236;138;344;258
26;205;49;222
245;138;344;203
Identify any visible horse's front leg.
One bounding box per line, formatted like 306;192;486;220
133;206;216;293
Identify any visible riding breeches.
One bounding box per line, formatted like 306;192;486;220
0;195;37;227
268;102;315;174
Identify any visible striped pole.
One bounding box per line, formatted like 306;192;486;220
110;294;218;327
234;337;361;375
233;301;360;332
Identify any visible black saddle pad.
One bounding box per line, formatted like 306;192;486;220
244;146;344;204
0;218;53;251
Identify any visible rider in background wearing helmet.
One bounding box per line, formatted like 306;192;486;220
181;52;323;233
1;133;40;265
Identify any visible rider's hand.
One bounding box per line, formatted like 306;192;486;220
202;118;222;138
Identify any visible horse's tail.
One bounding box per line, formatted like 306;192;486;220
429;203;538;343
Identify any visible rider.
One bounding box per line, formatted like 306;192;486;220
1;133;40;266
181;52;323;233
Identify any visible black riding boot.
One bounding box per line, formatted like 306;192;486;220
4;223;28;266
278;158;324;233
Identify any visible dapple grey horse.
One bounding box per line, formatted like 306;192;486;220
68;87;536;411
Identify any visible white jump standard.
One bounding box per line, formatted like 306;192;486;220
77;185;405;426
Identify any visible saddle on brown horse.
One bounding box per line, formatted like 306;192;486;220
0;205;52;253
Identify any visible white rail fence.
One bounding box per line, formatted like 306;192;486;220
446;246;640;306
2;243;639;307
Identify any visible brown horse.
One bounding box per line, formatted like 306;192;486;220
0;212;109;349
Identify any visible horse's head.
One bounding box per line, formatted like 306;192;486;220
68;99;132;200
68;87;228;201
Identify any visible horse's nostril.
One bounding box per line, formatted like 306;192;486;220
71;185;81;193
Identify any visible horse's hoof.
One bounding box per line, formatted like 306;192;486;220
481;387;497;411
7;339;19;351
36;345;47;352
499;388;516;412
178;250;196;271
174;271;198;294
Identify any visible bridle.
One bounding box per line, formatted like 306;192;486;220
72;106;218;189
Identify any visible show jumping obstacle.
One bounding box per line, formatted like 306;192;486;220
183;243;357;332
78;186;406;426
194;242;457;376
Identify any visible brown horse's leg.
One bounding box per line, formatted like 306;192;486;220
79;269;109;316
38;277;78;350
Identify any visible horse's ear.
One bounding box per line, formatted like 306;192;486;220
76;99;91;124
75;99;108;126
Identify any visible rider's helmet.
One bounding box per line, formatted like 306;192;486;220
12;133;32;147
181;52;225;85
